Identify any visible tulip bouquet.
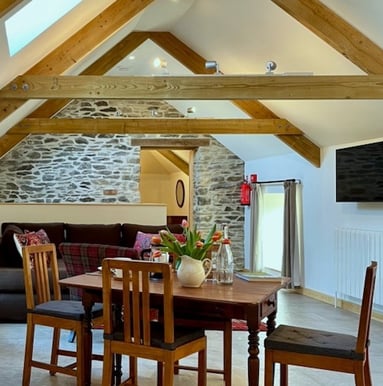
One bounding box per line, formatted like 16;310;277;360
159;219;222;261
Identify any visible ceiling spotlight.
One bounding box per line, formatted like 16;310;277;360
148;106;160;117
153;57;169;75
205;60;220;75
187;106;196;114
265;60;277;74
153;57;167;69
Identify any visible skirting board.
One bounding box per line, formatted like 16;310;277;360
294;287;383;323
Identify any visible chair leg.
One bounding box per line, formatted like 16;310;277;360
197;346;207;386
49;327;61;375
157;361;163;386
75;325;85;386
163;360;174;386
280;363;288;386
355;367;366;386
129;356;137;385
22;319;35;386
102;342;114;386
264;350;275;386
223;320;232;386
174;360;179;374
364;350;372;386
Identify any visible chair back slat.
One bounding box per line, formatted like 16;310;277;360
22;244;60;308
355;260;377;354
102;258;174;347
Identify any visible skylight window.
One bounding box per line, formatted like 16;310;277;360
5;0;82;56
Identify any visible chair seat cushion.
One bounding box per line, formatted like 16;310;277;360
31;300;103;321
264;324;364;360
106;322;205;351
151;323;205;350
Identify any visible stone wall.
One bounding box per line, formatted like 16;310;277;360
0;134;139;203
0;99;245;266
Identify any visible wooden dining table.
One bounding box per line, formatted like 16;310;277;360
59;272;289;386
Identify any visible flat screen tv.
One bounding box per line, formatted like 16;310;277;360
336;141;383;202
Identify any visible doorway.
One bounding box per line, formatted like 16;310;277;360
139;149;190;224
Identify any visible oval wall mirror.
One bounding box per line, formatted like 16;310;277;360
175;179;185;208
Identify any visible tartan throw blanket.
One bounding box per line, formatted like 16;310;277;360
59;242;138;299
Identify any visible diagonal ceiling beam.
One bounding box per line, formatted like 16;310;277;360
4;74;382;100
0;0;22;18
10;118;300;135
156;150;189;175
272;0;383;74
0;0;154;122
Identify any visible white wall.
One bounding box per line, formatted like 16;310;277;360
140;171;189;217
0;203;167;226
245;137;383;297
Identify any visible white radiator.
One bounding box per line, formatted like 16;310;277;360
335;228;382;308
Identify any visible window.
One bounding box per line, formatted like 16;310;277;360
261;192;284;272
5;0;81;56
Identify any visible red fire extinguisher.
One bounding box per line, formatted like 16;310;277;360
240;177;251;206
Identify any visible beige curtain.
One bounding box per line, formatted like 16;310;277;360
249;184;265;272
281;180;303;287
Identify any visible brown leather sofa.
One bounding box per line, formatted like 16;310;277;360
0;221;182;322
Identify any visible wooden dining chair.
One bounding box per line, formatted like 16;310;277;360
101;258;207;386
264;261;377;386
172;314;232;386
21;243;103;386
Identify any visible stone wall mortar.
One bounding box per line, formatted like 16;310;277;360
0;99;245;267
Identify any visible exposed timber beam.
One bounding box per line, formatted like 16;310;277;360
3;74;383;100
272;0;383;74
0;0;154;121
0;0;22;17
10;118;301;135
233;100;321;167
156;150;189;175
0;134;27;158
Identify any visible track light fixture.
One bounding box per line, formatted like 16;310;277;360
205;60;220;75
265;60;277;74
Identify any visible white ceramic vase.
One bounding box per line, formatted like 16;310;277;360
176;255;212;288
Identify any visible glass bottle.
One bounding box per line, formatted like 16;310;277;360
216;238;234;285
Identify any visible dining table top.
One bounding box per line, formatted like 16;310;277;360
59;271;289;305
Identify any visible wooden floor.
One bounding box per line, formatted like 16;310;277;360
1;290;383;385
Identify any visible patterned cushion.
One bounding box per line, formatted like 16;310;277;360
14;229;51;258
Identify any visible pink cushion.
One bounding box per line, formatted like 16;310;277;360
133;231;158;255
133;231;186;256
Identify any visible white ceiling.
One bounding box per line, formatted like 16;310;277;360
1;0;383;165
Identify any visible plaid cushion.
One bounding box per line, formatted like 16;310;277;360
59;242;138;299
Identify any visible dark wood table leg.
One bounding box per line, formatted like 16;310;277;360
82;291;94;386
113;354;122;385
266;310;277;336
246;305;261;386
113;304;123;385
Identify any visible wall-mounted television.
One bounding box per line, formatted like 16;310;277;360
336;141;383;202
